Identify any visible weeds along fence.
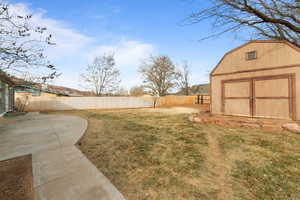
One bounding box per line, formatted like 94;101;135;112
15;95;211;112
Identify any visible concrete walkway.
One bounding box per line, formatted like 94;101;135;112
0;113;125;200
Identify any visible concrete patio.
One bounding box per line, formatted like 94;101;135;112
0;113;125;200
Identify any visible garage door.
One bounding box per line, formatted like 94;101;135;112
222;74;295;120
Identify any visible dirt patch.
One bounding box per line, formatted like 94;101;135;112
0;154;34;200
205;126;233;200
145;104;209;115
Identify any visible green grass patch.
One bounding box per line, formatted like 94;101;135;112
232;156;300;200
219;135;245;152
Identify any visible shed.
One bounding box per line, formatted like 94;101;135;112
210;40;300;120
0;71;15;116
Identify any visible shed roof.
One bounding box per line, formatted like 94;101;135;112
210;40;300;76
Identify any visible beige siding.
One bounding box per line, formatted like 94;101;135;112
211;41;300;120
213;42;300;75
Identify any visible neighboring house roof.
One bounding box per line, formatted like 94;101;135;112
210;40;300;76
177;84;210;95
190;84;210;94
46;85;95;96
12;77;95;97
0;70;15;85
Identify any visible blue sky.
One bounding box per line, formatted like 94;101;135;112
10;0;244;90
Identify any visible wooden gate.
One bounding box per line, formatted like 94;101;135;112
221;74;296;120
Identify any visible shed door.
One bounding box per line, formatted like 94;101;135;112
253;76;294;120
222;74;295;120
222;80;251;117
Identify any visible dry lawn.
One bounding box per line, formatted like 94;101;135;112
44;108;300;200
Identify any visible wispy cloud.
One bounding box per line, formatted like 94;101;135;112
9;3;94;59
87;40;154;67
86;40;155;88
10;3;155;89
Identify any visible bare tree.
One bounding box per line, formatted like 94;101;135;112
130;85;146;96
183;0;300;47
115;87;129;96
139;56;179;97
178;61;191;96
0;2;58;81
81;54;120;96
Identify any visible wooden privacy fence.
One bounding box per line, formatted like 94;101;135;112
195;94;210;105
157;95;210;106
15;95;211;111
16;96;155;111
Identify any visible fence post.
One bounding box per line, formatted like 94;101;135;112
196;95;200;104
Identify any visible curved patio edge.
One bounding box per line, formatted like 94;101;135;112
0;113;126;200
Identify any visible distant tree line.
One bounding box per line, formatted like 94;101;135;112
81;54;192;97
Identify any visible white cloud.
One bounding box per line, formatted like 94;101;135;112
85;40;155;88
9;3;94;60
87;40;155;67
8;3;155;89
